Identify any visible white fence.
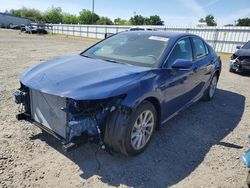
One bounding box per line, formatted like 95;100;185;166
50;24;250;53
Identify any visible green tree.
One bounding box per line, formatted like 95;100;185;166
205;14;217;26
199;18;205;23
62;13;78;24
146;15;164;25
236;18;250;26
114;17;129;25
9;7;42;21
43;7;63;24
78;9;99;24
130;15;145;25
96;17;113;25
9;9;22;17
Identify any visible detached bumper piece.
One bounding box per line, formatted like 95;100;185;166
15;82;123;152
241;149;250;168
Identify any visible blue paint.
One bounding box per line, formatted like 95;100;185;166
242;149;250;168
19;31;221;125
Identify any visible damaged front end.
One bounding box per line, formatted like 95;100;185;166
15;82;126;151
230;54;250;72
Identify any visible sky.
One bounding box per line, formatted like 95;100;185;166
0;0;250;26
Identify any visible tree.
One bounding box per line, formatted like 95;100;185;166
199;18;205;23
62;13;78;24
130;15;145;25
114;18;130;25
96;17;113;25
43;7;63;24
204;14;217;26
236;18;250;26
9;9;21;17
78;9;99;24
9;7;42;21
145;15;164;25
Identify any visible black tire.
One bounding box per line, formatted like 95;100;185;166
104;101;157;156
202;74;218;101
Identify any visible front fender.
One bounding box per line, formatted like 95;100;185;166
120;72;163;109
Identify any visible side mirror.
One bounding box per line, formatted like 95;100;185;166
171;59;193;70
236;45;241;49
105;33;114;38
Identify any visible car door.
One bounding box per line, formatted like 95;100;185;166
191;37;214;97
160;37;202;120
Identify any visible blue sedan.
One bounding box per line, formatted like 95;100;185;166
15;31;221;156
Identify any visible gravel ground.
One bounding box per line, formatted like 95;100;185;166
0;29;250;188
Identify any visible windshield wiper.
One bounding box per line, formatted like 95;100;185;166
81;54;93;59
103;59;128;65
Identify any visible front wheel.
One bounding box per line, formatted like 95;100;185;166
202;74;218;101
104;101;157;156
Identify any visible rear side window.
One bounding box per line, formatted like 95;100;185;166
192;37;206;59
204;42;209;55
166;38;193;68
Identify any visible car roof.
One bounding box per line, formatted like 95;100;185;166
125;30;197;40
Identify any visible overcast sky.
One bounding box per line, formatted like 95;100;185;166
0;0;250;26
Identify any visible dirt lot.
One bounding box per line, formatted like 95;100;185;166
0;29;250;188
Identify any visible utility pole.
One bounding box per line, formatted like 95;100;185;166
92;0;95;24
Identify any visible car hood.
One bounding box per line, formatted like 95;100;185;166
20;55;152;100
235;49;250;57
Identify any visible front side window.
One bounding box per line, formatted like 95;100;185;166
192;37;206;59
166;38;193;68
82;32;169;67
242;41;250;49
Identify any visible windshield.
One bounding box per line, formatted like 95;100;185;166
242;41;250;49
81;32;169;67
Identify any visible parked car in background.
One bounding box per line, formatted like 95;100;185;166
23;23;48;34
9;24;21;30
20;25;26;32
15;31;221;156
129;26;156;31
229;41;250;73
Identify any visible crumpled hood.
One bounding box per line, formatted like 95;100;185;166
20;55;152;100
235;49;250;57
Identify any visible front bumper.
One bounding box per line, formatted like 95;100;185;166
14;85;109;150
229;59;250;71
14;83;124;151
229;60;238;70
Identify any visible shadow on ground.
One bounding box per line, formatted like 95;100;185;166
31;89;245;187
234;71;250;77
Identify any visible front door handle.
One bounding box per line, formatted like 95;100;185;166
193;67;198;72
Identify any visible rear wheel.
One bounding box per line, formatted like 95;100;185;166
104;101;157;156
202;74;218;101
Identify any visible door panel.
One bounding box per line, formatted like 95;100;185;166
191;37;214;97
160;37;201;120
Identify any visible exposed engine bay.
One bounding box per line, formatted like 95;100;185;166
15;82;126;151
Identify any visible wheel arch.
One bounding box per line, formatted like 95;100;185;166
214;69;220;79
142;96;161;130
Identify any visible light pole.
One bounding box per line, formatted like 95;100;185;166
92;0;95;24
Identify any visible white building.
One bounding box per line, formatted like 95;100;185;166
0;12;32;28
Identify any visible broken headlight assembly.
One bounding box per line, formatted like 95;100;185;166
64;95;126;142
